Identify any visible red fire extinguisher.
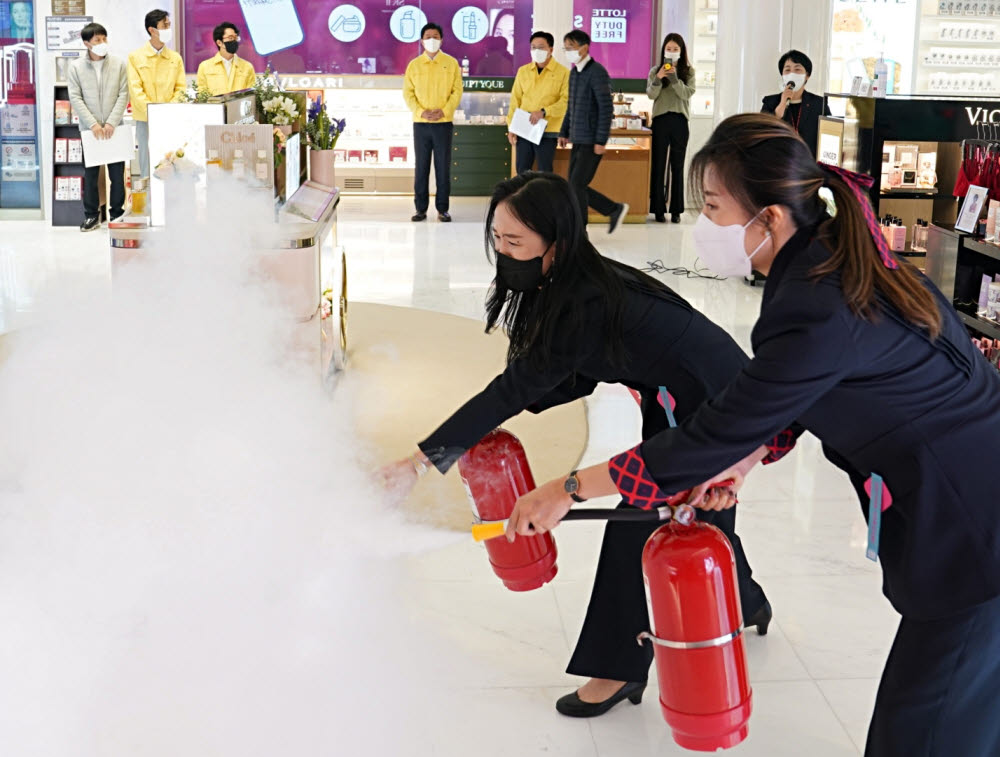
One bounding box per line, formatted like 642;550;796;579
458;428;559;592
639;513;752;751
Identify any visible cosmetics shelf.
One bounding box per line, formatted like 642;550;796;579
959;310;1000;339
962;237;1000;263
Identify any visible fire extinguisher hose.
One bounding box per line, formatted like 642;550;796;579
469;480;734;542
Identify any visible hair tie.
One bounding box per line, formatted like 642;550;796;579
818;162;899;270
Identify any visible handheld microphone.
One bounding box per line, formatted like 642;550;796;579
785;81;796;90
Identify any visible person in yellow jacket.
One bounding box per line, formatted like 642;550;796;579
402;22;463;223
196;22;257;97
507;31;569;174
127;9;186;179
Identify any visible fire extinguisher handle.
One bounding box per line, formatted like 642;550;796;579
562;507;673;522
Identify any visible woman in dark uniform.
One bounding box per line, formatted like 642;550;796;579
510;115;1000;756
380;171;773;718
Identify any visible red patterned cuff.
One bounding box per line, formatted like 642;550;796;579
608;445;670;510
763;429;797;465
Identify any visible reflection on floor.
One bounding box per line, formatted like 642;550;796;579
1;197;897;755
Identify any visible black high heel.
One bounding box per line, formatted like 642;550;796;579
555;681;646;718
746;600;773;636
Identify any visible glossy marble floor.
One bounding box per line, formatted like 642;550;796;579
0;198;899;755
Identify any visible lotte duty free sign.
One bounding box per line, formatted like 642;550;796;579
572;0;654;81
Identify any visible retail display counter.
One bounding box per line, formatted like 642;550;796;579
552;128;653;224
109;186;344;381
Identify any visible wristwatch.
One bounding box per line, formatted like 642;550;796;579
564;470;586;503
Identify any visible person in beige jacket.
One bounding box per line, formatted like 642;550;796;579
127;9;186;179
68;22;130;231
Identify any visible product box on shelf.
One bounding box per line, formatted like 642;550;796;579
68;176;82;201
363;149;378;164
389;146;407;163
54;138;68;163
54;100;72;126
67;138;83;164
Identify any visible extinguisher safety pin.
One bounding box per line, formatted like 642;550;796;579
636;625;744;650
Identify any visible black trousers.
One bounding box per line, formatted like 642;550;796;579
567;143;618;221
566;501;767;683
515;135;557;174
864;591;1000;756
413;122;452;214
84;162;125;219
649;112;689;216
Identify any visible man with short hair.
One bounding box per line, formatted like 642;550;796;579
507;31;569;174
196;22;257;96
402;22;463;223
127;9;186;179
68;22;129;231
558;30;628;234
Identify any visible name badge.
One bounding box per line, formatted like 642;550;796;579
657;386;677;429
864;473;888;562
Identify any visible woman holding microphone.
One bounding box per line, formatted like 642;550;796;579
509;115;1000;755
380;171;773;718
646;34;695;223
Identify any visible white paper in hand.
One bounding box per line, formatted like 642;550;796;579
80;125;135;168
509;108;548;145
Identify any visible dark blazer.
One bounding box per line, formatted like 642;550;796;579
630;226;1000;621
419;266;751;472
761;90;829;155
559;58;613;146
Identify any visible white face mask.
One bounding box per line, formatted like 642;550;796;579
530;48;549;65
90;42;110;57
422;38;441;53
782;72;806;91
663;50;678;63
156;27;173;46
692;209;771;278
565;49;581;65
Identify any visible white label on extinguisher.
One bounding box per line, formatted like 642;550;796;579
643;576;655;621
460;475;482;521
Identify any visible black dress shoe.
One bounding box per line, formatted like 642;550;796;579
608;202;629;234
670;213;682;223
654;213;666;223
411;212;427;222
80;216;101;232
438;211;452;222
555;681;645;718
746;600;773;636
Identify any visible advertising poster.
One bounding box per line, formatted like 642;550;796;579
571;0;655;83
1;140;36;181
183;0;531;77
829;0;917;94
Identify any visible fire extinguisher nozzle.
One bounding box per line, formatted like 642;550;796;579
471;521;508;542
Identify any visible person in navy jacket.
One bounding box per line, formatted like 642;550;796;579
379;171;775;718
509;115;1000;756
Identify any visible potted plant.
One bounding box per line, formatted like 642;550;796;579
304;99;345;189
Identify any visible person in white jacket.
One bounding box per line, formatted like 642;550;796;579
67;22;130;231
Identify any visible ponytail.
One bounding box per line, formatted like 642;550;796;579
813;174;942;339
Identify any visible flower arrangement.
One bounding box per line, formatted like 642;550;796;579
179;84;213;104
262;95;299;125
273;127;287;167
320;286;334;320
153;144;203;181
305;100;346;151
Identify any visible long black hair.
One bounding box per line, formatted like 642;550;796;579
484;172;684;368
659;33;692;85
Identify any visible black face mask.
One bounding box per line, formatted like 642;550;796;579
223;40;239;54
496;253;546;292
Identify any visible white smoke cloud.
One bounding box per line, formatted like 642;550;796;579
0;179;469;755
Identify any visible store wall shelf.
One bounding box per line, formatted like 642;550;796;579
881;189;940;198
963;237;1000;263
926;15;1000;20
959;310;1000;339
920;37;999;45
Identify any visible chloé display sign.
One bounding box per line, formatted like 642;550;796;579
204;124;275;188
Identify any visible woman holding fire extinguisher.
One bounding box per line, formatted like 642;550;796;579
379;170;777;718
509;115;1000;755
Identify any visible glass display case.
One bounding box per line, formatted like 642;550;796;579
309;87;511;194
691;0;718;117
